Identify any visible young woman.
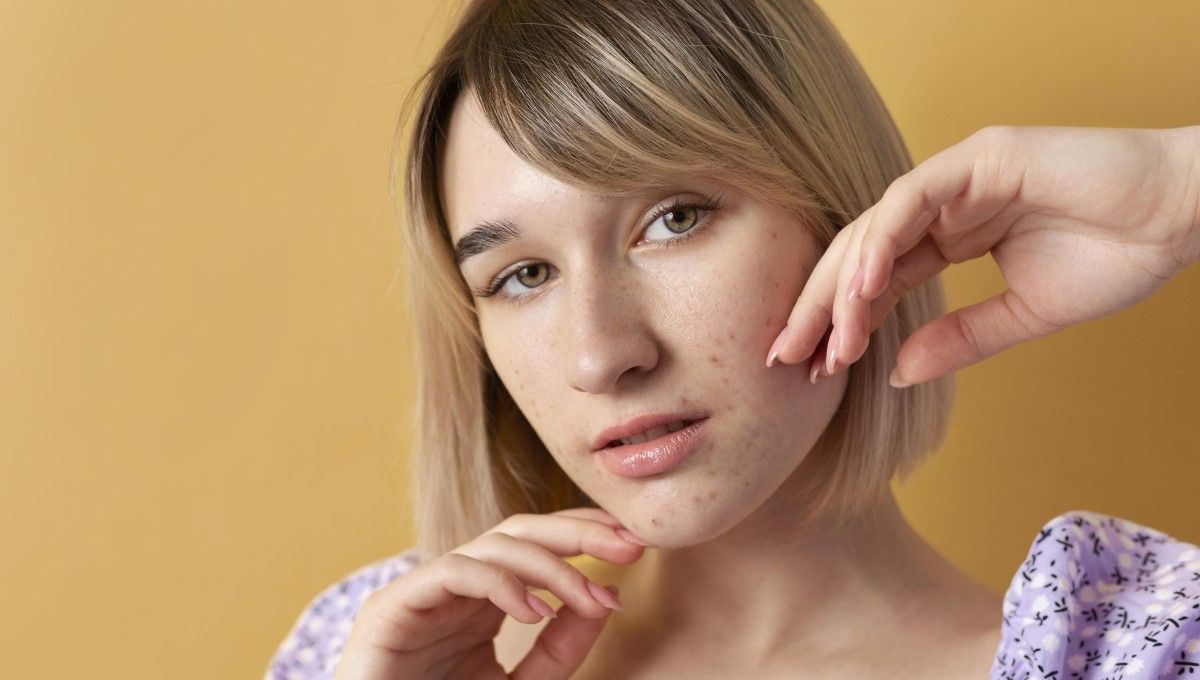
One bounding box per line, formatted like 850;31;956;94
267;1;1200;678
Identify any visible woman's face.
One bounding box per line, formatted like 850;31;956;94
440;92;848;547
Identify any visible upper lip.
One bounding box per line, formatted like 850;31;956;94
591;411;708;452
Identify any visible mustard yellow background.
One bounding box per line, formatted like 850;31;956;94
2;2;1198;678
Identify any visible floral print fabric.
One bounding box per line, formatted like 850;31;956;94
991;510;1200;679
265;550;421;680
265;510;1200;679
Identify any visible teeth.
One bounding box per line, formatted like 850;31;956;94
618;420;688;446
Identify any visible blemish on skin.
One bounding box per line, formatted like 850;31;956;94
707;354;721;365
708;490;717;500
691;494;702;505
651;517;660;526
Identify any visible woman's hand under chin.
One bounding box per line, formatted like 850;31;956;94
767;124;1200;387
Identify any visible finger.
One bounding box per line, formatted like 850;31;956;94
552;507;623;529
828;219;870;373
824;232;951;379
553;508;652;545
890;287;1061;388
806;330;833;384
772;215;859;366
510;585;618;680
455;531;623;619
368;553;547;635
492;513;646;562
864;233;951;332
856;135;989;302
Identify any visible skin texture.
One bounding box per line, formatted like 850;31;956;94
442;90;844;550
439;90;1004;677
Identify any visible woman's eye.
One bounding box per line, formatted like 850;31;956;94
643;205;702;242
496;263;551;299
481;197;721;303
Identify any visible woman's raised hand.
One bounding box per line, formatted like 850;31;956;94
333;507;649;680
768;125;1200;387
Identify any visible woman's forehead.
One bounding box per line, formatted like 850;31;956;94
439;93;728;248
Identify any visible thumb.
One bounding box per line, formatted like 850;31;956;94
509;585;618;680
890;289;1053;387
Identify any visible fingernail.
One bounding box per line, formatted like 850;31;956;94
847;267;863;302
888;368;911;388
616;528;653;547
766;324;790;368
825;340;837;376
809;359;821;384
526;591;557;618
588;580;624;610
860;253;876;299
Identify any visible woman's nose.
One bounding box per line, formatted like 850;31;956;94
564;273;659;394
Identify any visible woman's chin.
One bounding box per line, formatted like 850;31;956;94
613;500;747;550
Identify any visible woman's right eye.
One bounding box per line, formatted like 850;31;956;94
475;262;556;303
494;263;552;300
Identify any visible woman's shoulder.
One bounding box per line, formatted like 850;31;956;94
264;547;424;680
990;509;1200;679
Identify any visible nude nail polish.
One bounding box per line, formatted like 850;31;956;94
588;580;623;611
766;324;790;368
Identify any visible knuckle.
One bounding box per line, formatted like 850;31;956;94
495;513;530;532
974;125;1018;147
496;515;525;532
955;311;983;357
487;563;514;593
557;564;591;595
476;529;512;548
441;551;473;571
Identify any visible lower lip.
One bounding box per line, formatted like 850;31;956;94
594;418;709;478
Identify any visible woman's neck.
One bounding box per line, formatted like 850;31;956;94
608;487;1003;673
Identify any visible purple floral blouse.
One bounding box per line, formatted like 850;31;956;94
265;510;1200;679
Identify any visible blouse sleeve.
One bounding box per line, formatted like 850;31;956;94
990;510;1200;679
263;549;423;680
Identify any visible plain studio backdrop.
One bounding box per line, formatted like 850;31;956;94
2;2;1198;678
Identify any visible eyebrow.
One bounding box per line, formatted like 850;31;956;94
453;219;521;267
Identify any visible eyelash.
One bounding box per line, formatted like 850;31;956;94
471;191;727;305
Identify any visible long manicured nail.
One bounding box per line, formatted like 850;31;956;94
859;253;876;299
825;332;838;375
888;368;911;388
588;580;624;610
847;267;863;302
766;324;790;368
616;528;652;546
809;359;821;384
526;591;557;618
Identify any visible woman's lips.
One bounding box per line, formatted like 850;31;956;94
593;417;709;478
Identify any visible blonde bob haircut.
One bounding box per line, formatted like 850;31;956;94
391;0;953;561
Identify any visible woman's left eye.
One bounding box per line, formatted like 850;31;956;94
642;204;705;243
